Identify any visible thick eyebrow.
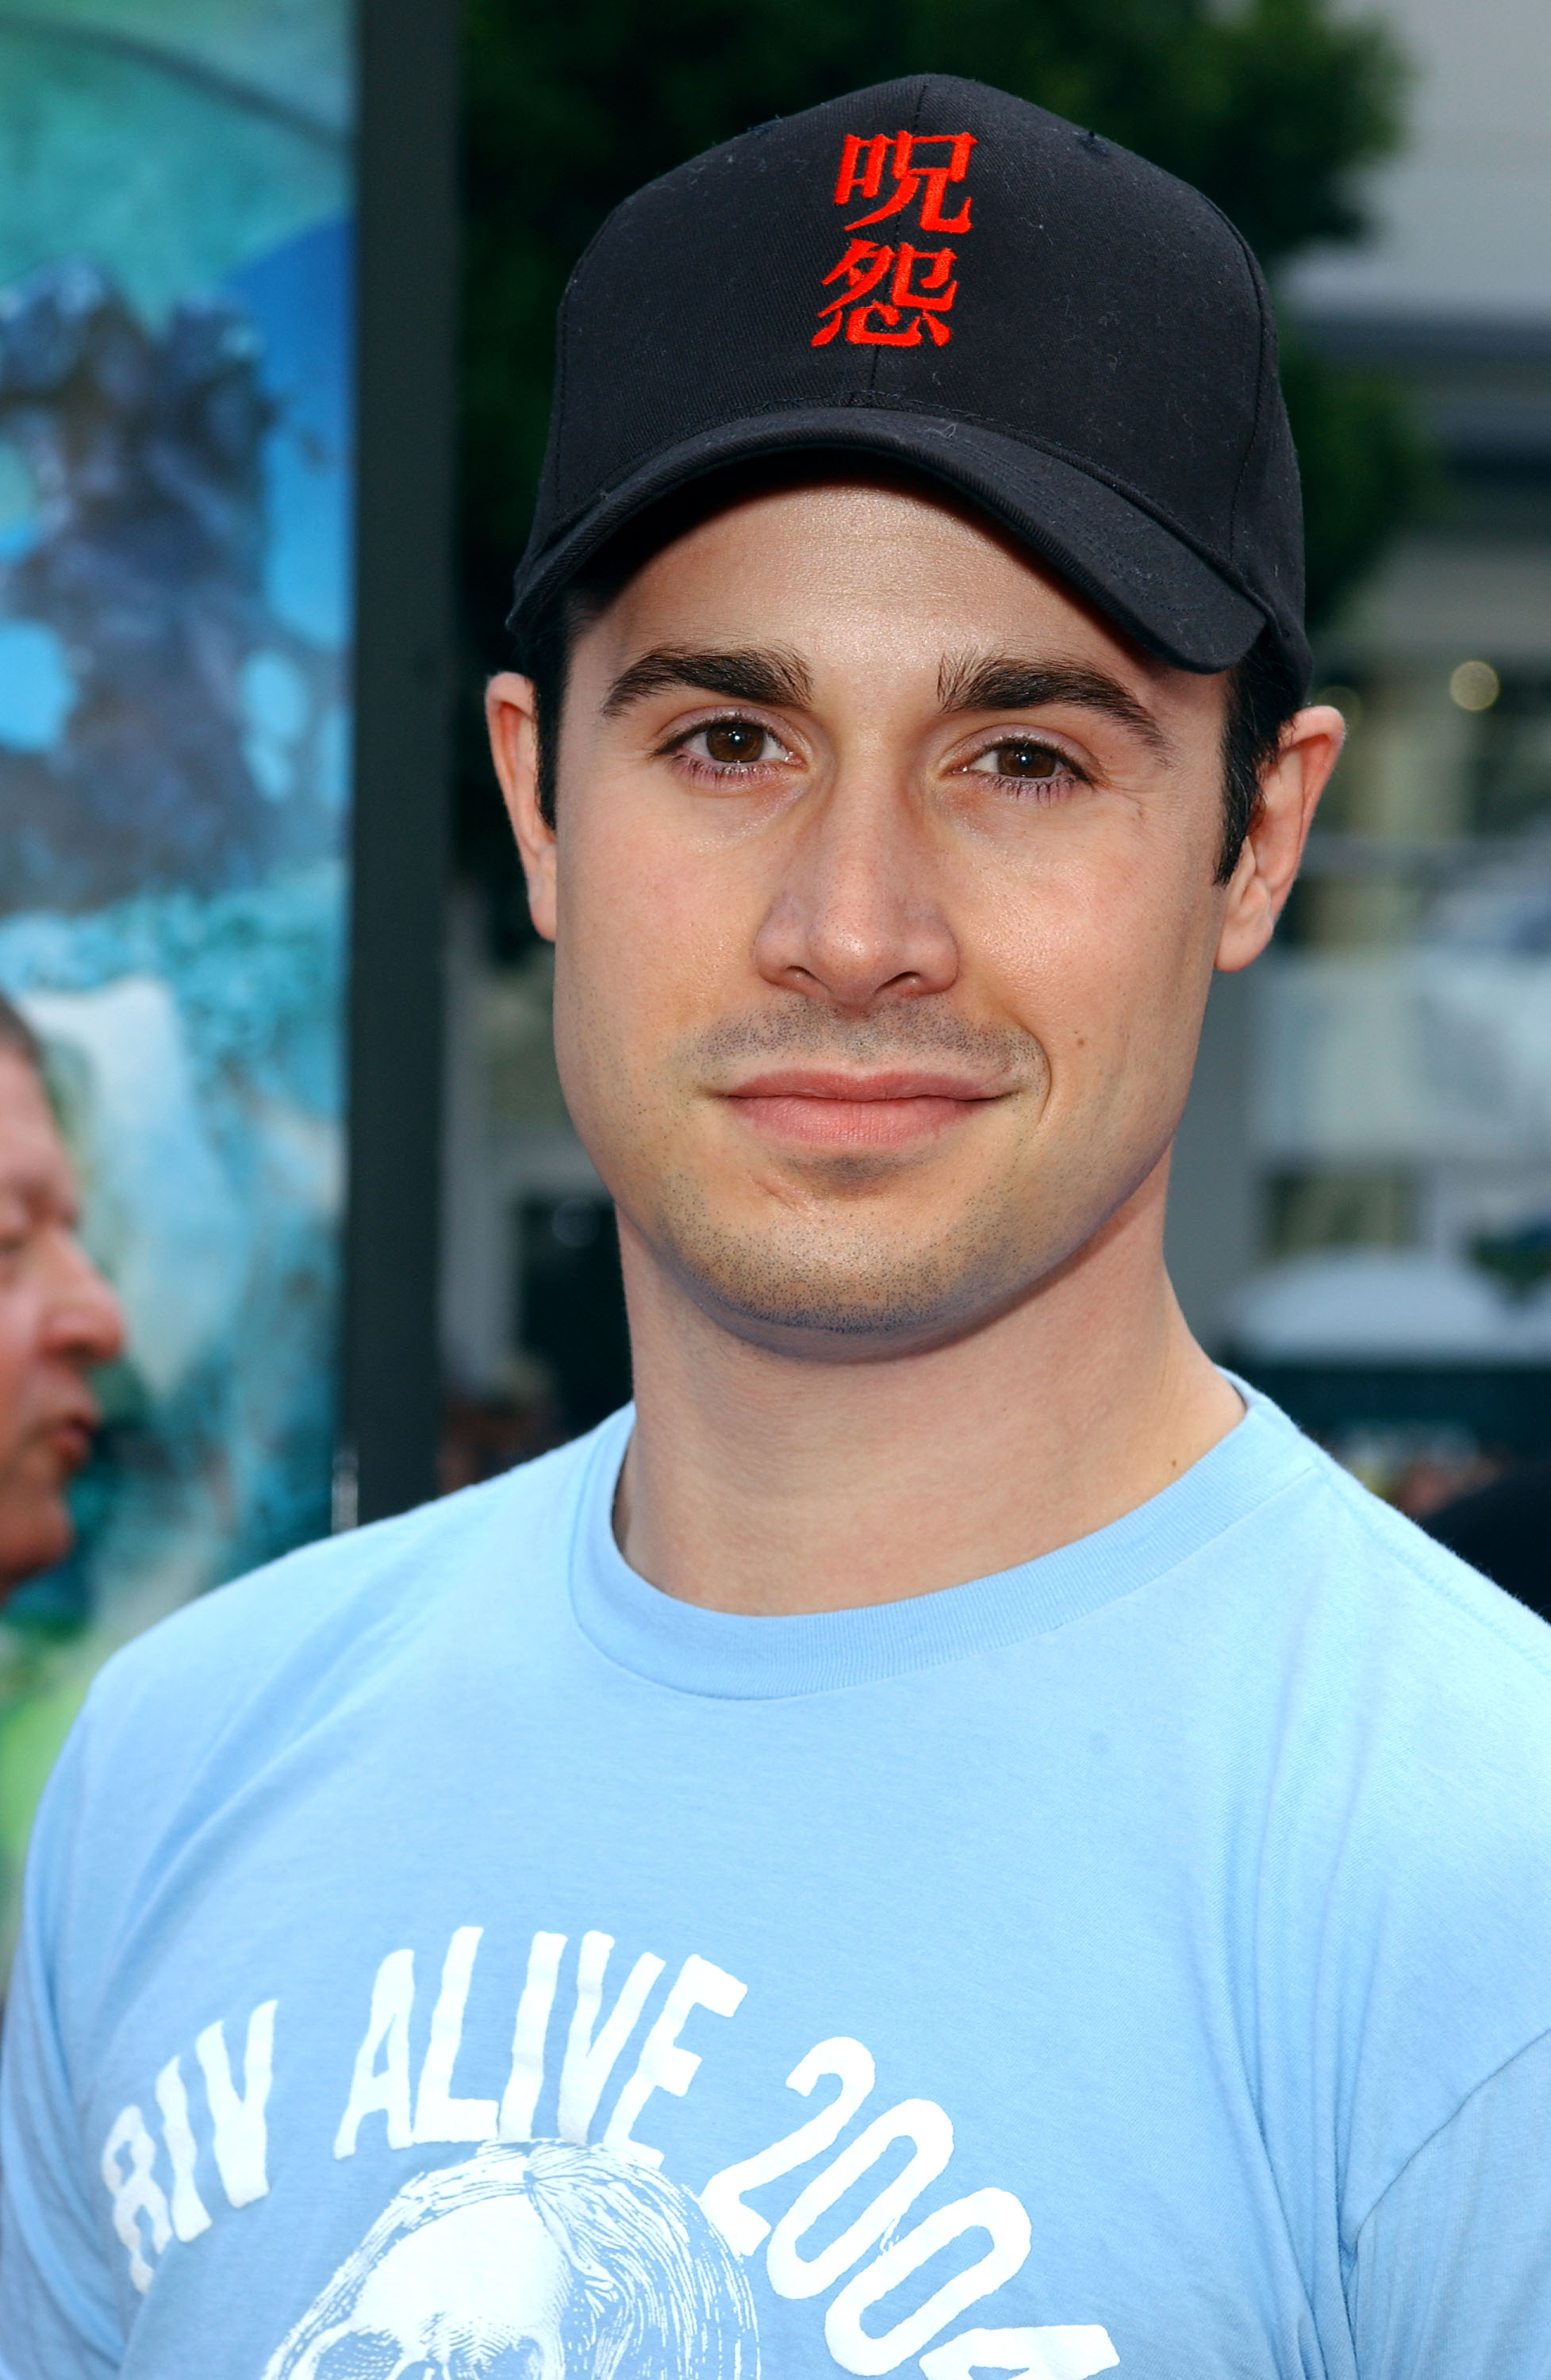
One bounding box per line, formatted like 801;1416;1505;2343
935;652;1173;758
601;645;813;720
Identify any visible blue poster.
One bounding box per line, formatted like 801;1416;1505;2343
0;2;355;1950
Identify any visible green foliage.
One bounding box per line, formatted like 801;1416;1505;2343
1280;331;1435;631
460;0;1413;678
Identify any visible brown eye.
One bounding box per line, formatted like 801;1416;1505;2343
992;740;1061;778
702;720;766;765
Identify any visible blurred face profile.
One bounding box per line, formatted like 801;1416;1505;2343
501;477;1268;1360
0;1045;124;1595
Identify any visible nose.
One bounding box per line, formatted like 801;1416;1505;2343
41;1228;125;1370
752;772;960;1012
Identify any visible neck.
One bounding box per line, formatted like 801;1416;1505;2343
613;1157;1242;1616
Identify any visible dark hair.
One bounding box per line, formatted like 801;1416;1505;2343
516;466;1304;883
1217;630;1306;883
523;583;589;839
0;992;43;1075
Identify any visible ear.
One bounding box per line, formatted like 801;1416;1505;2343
486;671;557;942
1215;703;1345;973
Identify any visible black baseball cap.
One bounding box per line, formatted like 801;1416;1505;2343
509;75;1311;695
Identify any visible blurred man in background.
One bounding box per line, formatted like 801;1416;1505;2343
0;995;123;1600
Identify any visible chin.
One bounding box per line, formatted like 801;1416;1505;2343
653;1177;1045;1360
0;1502;75;1598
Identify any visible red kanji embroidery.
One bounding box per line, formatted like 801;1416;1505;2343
835;131;976;234
814;132;973;351
892;243;958;313
812;240;896;344
833;135;893;207
812;240;958;349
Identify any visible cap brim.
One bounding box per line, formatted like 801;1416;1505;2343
508;405;1273;675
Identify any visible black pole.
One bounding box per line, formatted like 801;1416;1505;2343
342;0;457;1523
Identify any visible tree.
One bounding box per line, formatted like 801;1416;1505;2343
459;0;1421;884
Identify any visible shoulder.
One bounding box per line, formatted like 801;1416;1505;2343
1184;1405;1551;2231
1273;1434;1551;1881
13;1421;623;2071
1176;1401;1551;1993
1296;1421;1551;1702
67;1421;610;1798
1244;1409;1551;1852
1225;1395;1551;1699
1138;1395;1551;1802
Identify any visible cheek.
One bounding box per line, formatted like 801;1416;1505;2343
553;807;751;1090
981;841;1219;1085
0;1303;39;1429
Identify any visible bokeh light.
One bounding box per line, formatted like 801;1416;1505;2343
1449;659;1500;712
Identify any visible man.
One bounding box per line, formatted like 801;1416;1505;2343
5;76;1551;2380
0;994;123;1599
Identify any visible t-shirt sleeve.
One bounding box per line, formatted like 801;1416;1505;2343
1349;2024;1551;2380
0;1718;122;2380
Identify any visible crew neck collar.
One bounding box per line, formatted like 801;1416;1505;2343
566;1384;1315;1701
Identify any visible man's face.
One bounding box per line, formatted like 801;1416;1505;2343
495;478;1319;1358
0;1048;123;1591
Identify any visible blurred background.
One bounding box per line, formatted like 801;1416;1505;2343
0;0;356;1960
2;0;1550;1952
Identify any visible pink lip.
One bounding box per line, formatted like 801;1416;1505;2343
724;1069;1004;1150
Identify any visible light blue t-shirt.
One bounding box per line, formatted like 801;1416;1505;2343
6;1391;1551;2380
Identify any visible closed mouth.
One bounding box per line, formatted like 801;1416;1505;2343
722;1069;1008;1150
